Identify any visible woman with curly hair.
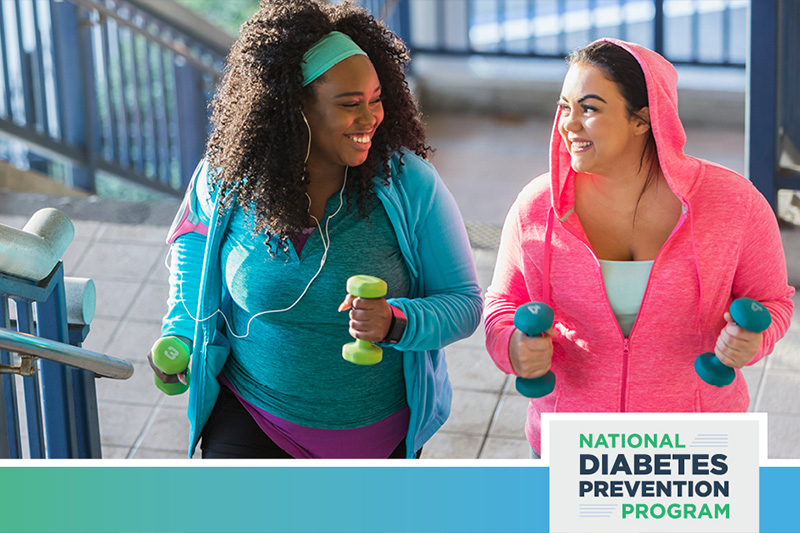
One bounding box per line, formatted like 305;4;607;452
151;0;482;459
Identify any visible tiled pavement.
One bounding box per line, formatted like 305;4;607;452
1;112;799;460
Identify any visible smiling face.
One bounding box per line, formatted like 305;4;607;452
302;54;384;173
557;63;651;177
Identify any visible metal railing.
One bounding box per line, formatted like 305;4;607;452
1;0;749;200
778;0;800;167
746;0;800;209
0;0;227;197
401;0;748;67
329;1;750;68
0;208;134;459
0;327;133;380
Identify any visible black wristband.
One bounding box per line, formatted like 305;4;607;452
382;305;407;344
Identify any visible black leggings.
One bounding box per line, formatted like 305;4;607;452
200;386;419;459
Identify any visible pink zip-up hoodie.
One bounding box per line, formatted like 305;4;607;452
484;38;795;454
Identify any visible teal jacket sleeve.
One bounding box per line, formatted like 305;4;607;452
382;154;483;351
161;161;215;340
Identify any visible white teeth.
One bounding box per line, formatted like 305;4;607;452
571;141;592;149
350;135;370;144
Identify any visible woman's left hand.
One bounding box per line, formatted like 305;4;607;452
338;294;392;343
714;311;763;369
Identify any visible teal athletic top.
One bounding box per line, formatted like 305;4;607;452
221;195;410;429
597;259;654;337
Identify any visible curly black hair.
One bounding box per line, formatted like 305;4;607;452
205;0;430;246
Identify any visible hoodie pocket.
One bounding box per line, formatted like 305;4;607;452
206;344;231;377
694;375;749;412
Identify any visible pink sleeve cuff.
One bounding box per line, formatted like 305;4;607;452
491;325;518;376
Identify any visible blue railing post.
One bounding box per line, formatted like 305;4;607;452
50;0;97;192
653;0;665;57
174;62;207;188
36;263;91;458
395;0;411;49
0;4;10;117
0;296;22;459
780;0;800;168
14;296;46;458
557;0;567;54
0;261;103;459
746;0;779;209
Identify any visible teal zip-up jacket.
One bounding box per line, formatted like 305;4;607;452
162;150;483;458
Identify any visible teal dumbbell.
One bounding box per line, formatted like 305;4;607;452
694;297;772;387
513;302;556;398
342;275;387;365
150;336;191;395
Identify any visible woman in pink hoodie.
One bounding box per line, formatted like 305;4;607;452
484;39;794;456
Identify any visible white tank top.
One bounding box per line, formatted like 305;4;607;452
597;259;654;337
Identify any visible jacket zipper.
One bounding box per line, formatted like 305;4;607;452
621;338;629;411
617;205;689;411
554;202;689;413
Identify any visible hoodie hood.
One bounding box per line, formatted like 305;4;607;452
549;38;702;218
548;38;710;331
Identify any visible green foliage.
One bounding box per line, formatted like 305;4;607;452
175;0;262;37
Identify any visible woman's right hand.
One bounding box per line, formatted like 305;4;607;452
508;328;556;378
148;336;193;393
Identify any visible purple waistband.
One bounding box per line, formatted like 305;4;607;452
218;375;409;458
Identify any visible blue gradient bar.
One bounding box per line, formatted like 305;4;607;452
761;467;800;532
0;465;797;532
0;466;550;533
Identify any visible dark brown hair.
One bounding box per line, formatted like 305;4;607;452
567;41;660;214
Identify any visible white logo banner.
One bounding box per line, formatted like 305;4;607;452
544;413;764;533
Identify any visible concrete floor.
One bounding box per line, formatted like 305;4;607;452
1;111;799;460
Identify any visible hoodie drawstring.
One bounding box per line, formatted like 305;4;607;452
543;207;555;308
687;204;704;333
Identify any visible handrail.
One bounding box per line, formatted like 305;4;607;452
127;0;235;58
0;0;225;197
69;0;225;77
0;208;74;282
404;0;747;67
0;327;133;380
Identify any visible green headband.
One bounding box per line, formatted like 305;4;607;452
302;31;368;87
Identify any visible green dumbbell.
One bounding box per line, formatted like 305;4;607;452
694;297;772;387
342;275;387;365
150;336;191;395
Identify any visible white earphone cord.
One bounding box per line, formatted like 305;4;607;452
164;165;348;340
